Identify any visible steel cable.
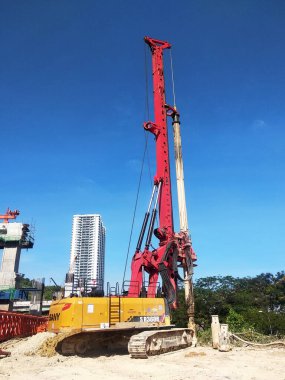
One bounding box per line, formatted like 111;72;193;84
122;43;152;286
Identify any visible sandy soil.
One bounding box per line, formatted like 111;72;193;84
0;333;284;380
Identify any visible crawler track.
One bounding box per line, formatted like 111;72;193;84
128;328;194;358
52;327;194;358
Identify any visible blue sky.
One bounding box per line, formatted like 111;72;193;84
0;0;284;287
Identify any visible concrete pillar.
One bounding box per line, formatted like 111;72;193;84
219;324;231;352
0;246;21;288
211;315;220;349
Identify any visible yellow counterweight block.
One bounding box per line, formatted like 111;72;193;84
48;296;171;333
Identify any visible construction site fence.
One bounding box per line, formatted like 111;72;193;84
0;310;48;342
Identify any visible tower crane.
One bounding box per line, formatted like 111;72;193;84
0;208;20;223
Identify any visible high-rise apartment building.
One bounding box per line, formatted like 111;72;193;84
67;214;106;294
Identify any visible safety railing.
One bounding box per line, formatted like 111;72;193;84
121;281;162;297
0;310;48;342
106;282;120;296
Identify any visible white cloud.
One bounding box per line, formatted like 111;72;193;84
252;119;267;130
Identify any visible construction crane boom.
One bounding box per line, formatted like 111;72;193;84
0;208;20;223
144;37;174;235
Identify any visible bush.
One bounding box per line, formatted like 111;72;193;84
226;308;252;332
197;328;212;346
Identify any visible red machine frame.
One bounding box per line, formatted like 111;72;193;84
128;37;196;309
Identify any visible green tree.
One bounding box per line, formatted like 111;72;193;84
171;288;188;327
186;271;284;335
43;286;60;300
226;308;251;332
18;276;33;288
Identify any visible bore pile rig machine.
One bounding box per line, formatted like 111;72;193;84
48;37;197;358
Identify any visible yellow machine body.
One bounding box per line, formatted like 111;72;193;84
48;296;171;334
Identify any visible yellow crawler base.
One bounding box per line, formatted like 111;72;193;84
48;296;175;356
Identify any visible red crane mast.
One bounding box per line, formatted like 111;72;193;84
144;37;174;234
128;37;196;311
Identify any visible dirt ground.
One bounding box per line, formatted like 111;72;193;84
0;333;284;380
